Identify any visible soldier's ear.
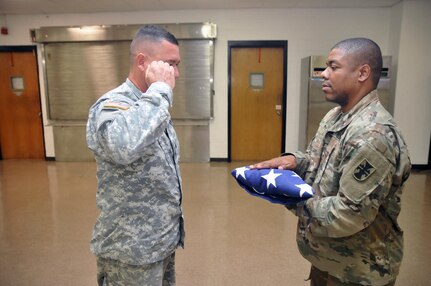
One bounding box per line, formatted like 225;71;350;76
136;53;147;72
358;64;371;83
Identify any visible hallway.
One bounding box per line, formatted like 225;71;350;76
0;160;429;285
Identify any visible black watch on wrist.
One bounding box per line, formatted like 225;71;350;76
281;152;295;157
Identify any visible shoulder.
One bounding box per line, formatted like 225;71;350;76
343;120;402;170
354;100;394;129
347;102;398;146
91;83;134;112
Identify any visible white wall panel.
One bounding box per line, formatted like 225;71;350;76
1;4;429;164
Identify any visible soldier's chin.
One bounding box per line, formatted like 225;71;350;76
324;93;335;102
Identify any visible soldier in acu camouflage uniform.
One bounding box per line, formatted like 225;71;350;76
86;25;184;286
250;38;411;285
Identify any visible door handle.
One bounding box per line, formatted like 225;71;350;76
275;105;282;116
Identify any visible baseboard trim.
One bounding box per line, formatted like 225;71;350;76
210;158;229;162
412;164;431;171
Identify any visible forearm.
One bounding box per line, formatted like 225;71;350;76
291;151;309;177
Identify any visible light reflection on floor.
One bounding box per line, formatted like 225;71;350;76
0;160;429;286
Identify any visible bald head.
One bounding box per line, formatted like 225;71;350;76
332;38;383;88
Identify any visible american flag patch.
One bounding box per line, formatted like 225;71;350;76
103;101;130;111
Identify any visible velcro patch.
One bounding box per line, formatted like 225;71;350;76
340;142;393;204
353;159;376;181
103;101;130;111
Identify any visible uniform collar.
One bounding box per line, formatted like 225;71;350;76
125;78;144;100
326;90;379;132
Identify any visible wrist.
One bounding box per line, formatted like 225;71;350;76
148;82;173;106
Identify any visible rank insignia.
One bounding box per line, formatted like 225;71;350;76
353;159;376;181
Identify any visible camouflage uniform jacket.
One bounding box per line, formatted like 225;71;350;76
291;90;411;285
86;79;184;266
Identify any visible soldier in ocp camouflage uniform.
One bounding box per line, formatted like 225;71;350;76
86;25;184;286
251;38;411;285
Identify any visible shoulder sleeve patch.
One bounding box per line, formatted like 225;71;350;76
102;101;130;111
340;143;394;204
353;159;376;181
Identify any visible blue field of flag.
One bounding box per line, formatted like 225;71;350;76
231;167;315;206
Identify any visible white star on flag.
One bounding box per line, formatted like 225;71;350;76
262;169;282;188
296;184;314;197
235;167;249;179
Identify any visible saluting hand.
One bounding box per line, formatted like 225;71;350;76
145;60;176;89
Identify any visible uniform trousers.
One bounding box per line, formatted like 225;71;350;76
97;253;176;286
309;265;396;286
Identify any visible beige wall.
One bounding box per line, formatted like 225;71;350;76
1;1;429;164
393;1;431;165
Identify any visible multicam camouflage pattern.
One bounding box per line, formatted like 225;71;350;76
291;91;411;285
97;253;176;286
87;79;184;266
308;265;396;286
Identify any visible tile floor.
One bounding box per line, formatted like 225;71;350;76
0;160;429;286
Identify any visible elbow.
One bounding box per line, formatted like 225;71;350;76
104;142;140;165
310;216;370;238
96;134;139;165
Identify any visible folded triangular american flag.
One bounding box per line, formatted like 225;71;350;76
231;167;315;206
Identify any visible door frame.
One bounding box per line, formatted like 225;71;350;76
227;40;287;162
0;45;46;160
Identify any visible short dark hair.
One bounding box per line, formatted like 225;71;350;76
130;25;178;54
132;25;178;46
332;38;382;88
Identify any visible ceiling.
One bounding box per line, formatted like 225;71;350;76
1;0;405;15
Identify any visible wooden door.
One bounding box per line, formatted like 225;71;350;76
230;46;285;161
0;50;45;159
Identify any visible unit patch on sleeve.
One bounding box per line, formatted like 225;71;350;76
353;159;376;182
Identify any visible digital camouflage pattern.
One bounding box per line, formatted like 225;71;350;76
87;79;184;266
97;253;176;286
290;91;411;285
